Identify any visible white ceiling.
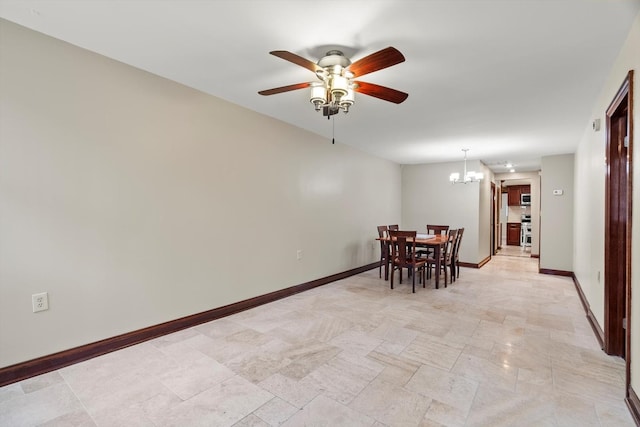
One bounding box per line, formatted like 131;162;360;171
1;0;639;172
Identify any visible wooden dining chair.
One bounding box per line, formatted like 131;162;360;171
389;230;426;293
388;224;399;231
377;225;390;279
417;224;450;258
451;227;465;281
425;228;458;287
427;224;449;235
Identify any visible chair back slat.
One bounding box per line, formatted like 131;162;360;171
444;229;458;259
453;227;464;257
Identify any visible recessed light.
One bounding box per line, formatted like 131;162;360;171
510;169;515;173
506;163;513;168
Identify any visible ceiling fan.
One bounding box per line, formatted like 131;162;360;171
258;47;408;117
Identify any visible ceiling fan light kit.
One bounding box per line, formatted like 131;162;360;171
259;47;408;117
450;149;484;184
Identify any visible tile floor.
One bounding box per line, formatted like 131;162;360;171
0;255;634;426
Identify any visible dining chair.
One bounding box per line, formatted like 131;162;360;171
451;227;465;281
425;228;458;287
388;224;399;231
427;224;449;235
389;230;426;293
377;225;390;279
416;224;450;258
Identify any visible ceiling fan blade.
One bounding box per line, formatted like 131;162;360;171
347;47;405;77
269;50;322;73
258;82;311;96
354;81;408;104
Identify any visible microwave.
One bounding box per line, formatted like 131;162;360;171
521;193;531;205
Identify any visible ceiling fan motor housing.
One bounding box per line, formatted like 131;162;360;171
317;50;351;68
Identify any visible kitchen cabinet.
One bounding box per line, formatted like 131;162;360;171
507;222;522;246
507;185;531;206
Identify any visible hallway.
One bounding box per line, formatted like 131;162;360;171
0;256;632;426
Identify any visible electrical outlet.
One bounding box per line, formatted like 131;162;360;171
32;292;49;313
296;249;303;260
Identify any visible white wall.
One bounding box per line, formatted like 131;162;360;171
0;20;401;367
540;154;574;272
573;11;640;394
401;160;490;264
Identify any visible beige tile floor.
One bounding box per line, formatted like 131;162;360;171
0;255;634;426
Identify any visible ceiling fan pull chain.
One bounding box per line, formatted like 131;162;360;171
332;115;335;144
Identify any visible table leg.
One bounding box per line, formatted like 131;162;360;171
434;244;441;289
384;247;389;281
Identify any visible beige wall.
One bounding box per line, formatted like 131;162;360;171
401;160;491;265
0;20;401;367
573;12;640;394
540;154;574;272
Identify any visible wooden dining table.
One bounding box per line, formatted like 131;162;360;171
377;233;450;289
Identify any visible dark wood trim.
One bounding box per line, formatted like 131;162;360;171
626;386;640;426
571;273;605;350
0;262;378;387
530;254;540;259
587;310;606;350
458;255;491;269
477;256;491;268
539;268;572;277
604;70;633;359
624;69;634;397
571;273;590;313
457;262;478;268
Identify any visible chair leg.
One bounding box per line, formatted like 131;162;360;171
444;265;448;288
412;270;416;293
390;267;395;289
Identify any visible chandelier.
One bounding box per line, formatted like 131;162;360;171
309;50;356;116
450;149;484;184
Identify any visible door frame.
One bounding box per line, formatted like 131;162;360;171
604;70;633;391
491;182;497;255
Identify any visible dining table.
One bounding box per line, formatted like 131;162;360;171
377;233;450;289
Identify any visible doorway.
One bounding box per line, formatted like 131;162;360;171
604;70;633;377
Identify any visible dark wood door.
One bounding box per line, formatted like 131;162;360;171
604;70;632;362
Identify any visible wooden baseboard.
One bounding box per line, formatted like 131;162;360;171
458;256;491;269
477;256;491;268
531;254;540;259
626;386;640;426
0;262;378;387
571;273;605;349
457;262;477;268
539;268;573;277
